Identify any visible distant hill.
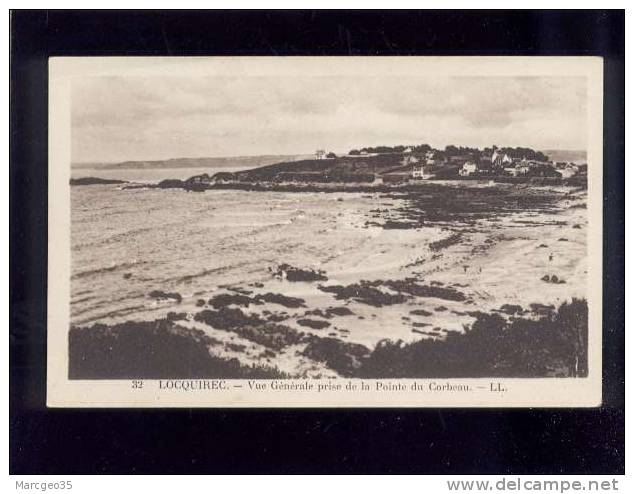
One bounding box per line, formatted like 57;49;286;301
70;177;127;186
227;153;414;183
238;153;400;177
72;154;313;170
541;149;587;164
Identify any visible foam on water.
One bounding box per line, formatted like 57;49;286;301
71;184;587;359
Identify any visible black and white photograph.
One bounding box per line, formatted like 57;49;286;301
10;9;624;479
46;56;603;407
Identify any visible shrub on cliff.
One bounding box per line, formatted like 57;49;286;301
357;298;588;378
302;337;370;377
69;319;288;379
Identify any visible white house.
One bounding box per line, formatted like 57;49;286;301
491;150;512;168
559;164;579;178
412;164;434;179
402;154;420;166
315;149;326;160
459;161;478;177
516;165;531;175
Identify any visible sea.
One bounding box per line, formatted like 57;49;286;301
71;166;241;183
70;167;588;365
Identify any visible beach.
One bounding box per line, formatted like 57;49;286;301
70;180;587;378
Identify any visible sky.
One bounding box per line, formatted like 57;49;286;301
72;75;587;163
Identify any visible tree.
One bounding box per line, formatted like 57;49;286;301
326;152;337;158
412;144;431;153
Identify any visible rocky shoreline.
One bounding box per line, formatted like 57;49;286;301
70;250;589;380
69;295;588;379
70;176;588;379
142;176;587;193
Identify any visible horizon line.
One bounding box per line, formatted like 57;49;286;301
71;146;588;166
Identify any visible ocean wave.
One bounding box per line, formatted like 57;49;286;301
72;226;159;250
72;304;150;325
161;260;255;284
71;261;146;280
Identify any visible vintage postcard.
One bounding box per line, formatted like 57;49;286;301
47;56;603;407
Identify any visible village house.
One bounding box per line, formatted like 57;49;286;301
424;150;442;165
503;161;531;176
459;161;478;177
491;150;513;168
187;173;213;185
507;160;557;177
559;164;579;178
412;163;435;180
401;154;420;167
315;149;327;160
